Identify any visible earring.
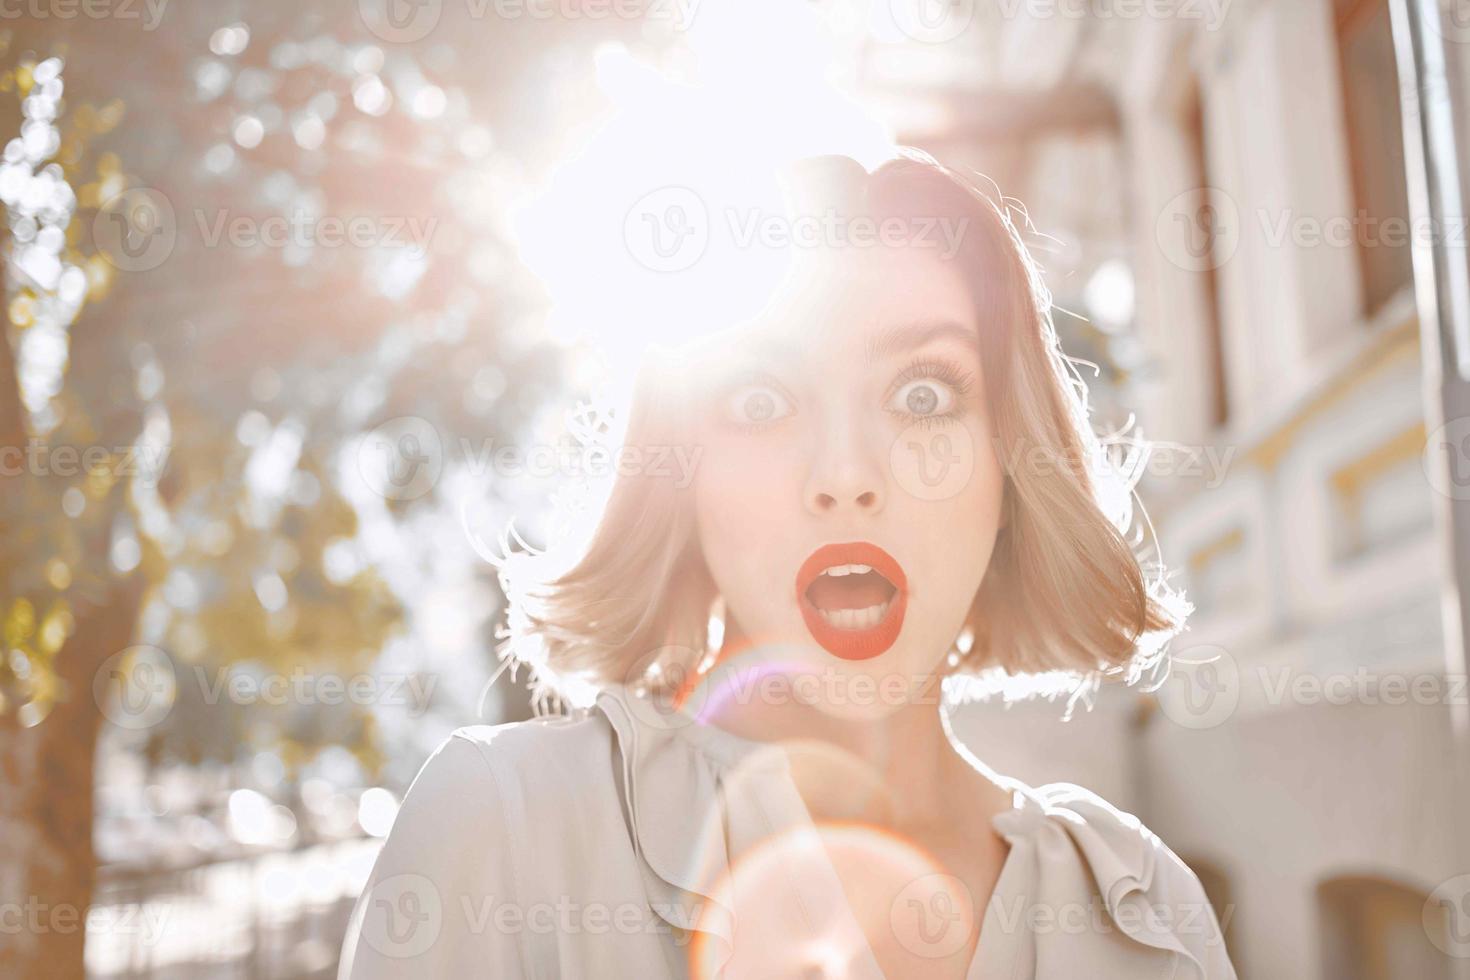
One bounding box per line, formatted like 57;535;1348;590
945;626;976;669
698;595;726;673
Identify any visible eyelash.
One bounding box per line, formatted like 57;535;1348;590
887;357;975;428
722;372;794;434
718;358;976;432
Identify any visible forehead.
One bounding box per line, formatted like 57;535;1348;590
743;242;976;354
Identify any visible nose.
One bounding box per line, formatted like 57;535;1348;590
803;411;886;517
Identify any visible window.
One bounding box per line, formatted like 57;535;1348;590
1183;79;1230;429
1334;0;1415;317
1318;875;1450;980
1181;857;1240;963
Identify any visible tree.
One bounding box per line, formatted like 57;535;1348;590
0;7;644;975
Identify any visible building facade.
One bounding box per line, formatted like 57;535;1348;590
943;0;1462;976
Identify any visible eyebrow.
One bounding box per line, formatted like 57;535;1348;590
728;318;980;373
864;319;981;363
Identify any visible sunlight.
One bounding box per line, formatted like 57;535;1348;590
510;0;896;402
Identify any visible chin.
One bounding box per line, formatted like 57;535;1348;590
780;628;948;723
708;605;951;721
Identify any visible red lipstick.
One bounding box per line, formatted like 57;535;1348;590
795;542;908;661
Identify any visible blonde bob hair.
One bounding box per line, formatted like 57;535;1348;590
489;149;1192;713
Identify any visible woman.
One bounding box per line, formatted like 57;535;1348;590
338;152;1237;978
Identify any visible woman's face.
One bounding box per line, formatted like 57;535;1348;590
689;241;1008;719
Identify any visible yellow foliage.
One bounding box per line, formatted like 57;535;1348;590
8;290;34;328
4;597;36;647
86;457;118;499
37;600;74;655
97;100;125;133
45;558;72;591
86;254;114;300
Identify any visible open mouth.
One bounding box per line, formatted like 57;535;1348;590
795;542;908;661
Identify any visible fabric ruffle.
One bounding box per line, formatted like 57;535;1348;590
594;684;783;976
596;683;1224;979
991;781;1216;978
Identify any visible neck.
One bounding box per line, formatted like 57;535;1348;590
698;636;1006;832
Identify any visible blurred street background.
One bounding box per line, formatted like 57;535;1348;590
0;0;1465;977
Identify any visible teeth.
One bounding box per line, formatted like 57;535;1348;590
816;599;891;631
821;563;875;578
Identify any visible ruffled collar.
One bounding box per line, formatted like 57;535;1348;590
592;682;1207;979
987;781;1209;977
594;683;809;975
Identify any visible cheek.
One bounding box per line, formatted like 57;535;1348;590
898;425;1007;608
948;433;1007;579
691;434;803;598
693;430;803;524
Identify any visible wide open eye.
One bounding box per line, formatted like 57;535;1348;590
887;377;957;419
725;384;794;427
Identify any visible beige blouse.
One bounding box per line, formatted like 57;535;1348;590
338;682;1238;978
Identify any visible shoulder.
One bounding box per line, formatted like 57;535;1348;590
1025;781;1205;895
337;712;632;977
409;711;624;835
998;780;1238;979
430;711;618;788
368;717;616;884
